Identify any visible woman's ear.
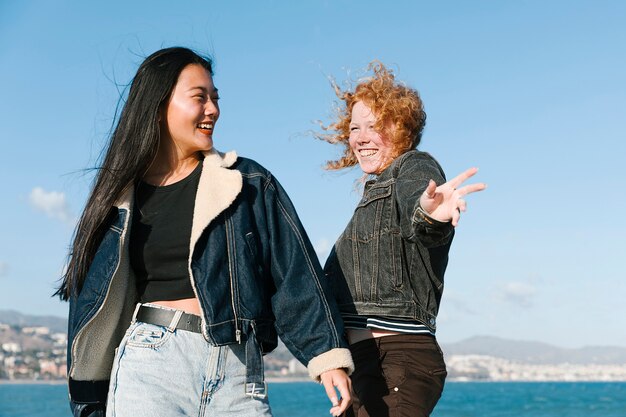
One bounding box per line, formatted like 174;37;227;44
157;100;169;124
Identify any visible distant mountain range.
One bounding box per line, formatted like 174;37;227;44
0;310;67;333
2;310;625;365
442;335;626;365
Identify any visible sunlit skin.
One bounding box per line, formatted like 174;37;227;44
143;65;352;416
143;64;220;317
144;64;220;188
349;101;394;175
347;102;487;345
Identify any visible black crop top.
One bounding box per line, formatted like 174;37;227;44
129;162;202;303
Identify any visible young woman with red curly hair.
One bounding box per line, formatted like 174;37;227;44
319;62;486;417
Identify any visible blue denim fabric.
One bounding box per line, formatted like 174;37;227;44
325;150;455;331
66;151;350;413
106;318;272;417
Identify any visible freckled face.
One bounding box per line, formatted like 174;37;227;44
349;101;393;175
161;64;220;157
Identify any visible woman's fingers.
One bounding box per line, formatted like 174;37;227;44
320;369;352;417
424;167;485;223
424;179;437;198
457;182;487;196
448;167;479;189
451;206;461;227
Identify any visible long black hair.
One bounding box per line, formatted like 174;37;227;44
56;47;214;300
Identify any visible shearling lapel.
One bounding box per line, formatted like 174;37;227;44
190;149;242;249
112;149;242;252
114;185;133;211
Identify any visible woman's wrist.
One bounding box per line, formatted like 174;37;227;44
416;205;449;226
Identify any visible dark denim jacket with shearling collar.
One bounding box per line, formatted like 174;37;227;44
324;150;454;333
66;149;353;416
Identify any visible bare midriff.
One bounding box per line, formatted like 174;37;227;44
151;297;202;316
346;328;401;345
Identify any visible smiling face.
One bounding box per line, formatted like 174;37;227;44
160;63;220;158
349;101;394;175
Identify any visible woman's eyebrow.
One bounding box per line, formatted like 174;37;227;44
187;86;219;94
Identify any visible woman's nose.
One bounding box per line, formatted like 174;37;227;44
204;101;219;117
356;131;369;144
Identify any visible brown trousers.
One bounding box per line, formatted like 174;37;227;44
345;334;447;417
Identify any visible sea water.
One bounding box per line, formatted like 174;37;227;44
0;381;625;417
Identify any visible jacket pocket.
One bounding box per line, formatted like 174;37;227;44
357;183;392;208
245;231;264;278
353;184;393;243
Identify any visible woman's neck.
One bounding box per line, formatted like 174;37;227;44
143;150;202;186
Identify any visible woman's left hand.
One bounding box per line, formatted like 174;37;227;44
320;368;353;416
419;167;486;227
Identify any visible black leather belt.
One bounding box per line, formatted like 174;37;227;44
135;305;203;334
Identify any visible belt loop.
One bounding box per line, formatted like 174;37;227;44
131;303;142;323
166;310;183;333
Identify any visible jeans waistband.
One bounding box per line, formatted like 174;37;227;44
131;304;268;398
133;304;203;333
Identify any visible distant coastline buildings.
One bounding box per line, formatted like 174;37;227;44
447;354;626;382
1;321;626;382
0;323;66;380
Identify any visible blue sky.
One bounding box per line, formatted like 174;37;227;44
1;1;624;348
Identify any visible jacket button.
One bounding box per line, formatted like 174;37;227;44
429;318;436;326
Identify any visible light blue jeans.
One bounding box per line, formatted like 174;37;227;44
106;315;272;417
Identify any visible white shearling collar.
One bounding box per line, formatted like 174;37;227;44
113;148;243;247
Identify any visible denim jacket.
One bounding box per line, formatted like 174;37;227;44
67;149;353;415
324;150;454;332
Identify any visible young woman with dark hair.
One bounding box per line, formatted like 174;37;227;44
318;62;486;417
58;47;353;417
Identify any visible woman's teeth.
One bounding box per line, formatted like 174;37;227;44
197;123;213;129
359;149;378;157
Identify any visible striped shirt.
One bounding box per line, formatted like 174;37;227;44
342;313;435;335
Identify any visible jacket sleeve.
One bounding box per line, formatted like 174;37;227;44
70;402;106;417
68;378;109;417
67;293;108;416
395;152;454;248
262;174;354;381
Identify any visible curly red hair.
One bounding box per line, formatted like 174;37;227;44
319;61;426;171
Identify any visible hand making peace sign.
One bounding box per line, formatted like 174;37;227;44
419;167;487;227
